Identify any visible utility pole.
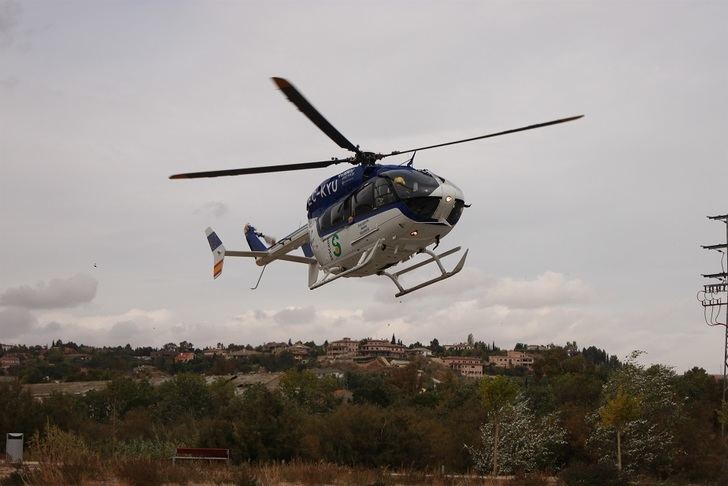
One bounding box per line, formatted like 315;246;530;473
698;213;728;438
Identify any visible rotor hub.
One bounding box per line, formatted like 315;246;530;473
356;151;380;166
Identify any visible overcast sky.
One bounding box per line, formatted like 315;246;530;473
1;1;727;372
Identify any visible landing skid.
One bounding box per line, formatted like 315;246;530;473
379;246;468;298
309;241;468;298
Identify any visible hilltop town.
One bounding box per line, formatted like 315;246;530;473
0;336;615;399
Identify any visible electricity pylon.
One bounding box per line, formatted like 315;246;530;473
698;213;728;437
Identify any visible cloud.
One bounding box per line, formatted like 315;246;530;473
26;308;174;347
196;201;228;217
0;0;20;47
481;272;591;309
0;274;98;309
0;76;17;90
273;306;316;325
108;321;140;341
0;306;36;338
43;321;62;332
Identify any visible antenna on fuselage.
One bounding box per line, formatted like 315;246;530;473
406;151;417;167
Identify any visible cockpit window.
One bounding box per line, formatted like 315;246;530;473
374;177;397;208
329;197;351;228
353;183;374;217
383;170;439;199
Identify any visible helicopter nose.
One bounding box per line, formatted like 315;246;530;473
432;180;465;223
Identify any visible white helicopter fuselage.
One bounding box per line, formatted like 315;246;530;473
308;178;465;278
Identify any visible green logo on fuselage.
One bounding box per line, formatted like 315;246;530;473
331;233;342;257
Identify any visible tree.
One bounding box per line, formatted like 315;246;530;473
467;334;474;346
477;376;519;475
347;372;395;407
155;373;212;422
717;400;728;437
599;387;641;471
565;341;578;356
280;369;338;413
587;351;682;476
0;382;44;441
391;334;396;345
467;396;566;475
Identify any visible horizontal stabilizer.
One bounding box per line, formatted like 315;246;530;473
225;250;315;265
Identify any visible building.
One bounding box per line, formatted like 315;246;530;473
0;355;21;369
310;368;345;380
174;352;195;363
441;356;484;378
525;344;554;352
489;350;535;370
326;338;359;358
359;339;406;359
443;342;474;352
407;347;432;358
23;381;110;402
287;342;311;361
203;347;229;358
229;349;263;359
262;342;289;354
206;373;283;395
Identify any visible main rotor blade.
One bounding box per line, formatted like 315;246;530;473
169;158;351;179
380;115;584;159
272;77;359;153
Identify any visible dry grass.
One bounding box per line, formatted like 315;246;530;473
11;457;556;485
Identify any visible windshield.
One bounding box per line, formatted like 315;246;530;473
383;170;439;199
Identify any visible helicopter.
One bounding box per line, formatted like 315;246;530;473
170;77;582;297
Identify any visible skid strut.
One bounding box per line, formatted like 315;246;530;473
309;238;384;291
379;246;468;298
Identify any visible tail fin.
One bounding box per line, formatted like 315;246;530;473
205;227;225;279
244;224;270;251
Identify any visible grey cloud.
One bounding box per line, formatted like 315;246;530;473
0;306;36;338
362;304;399;323
43;321;62;332
0;76;17;90
108;321;139;341
171;323;187;334
0;274;98;309
254;309;267;320
480;272;591;310
0;0;20;47
273;306;316;325
196;201;228;218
